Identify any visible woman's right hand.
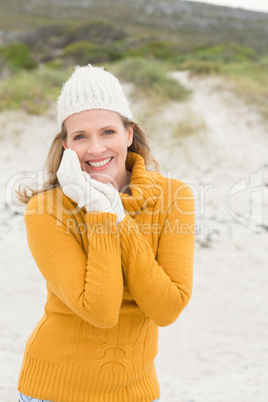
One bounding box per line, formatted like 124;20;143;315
56;149;114;213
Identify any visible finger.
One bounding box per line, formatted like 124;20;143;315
57;153;67;181
70;149;82;173
82;171;92;184
106;183;116;189
59;149;73;177
90;178;115;198
90;180;118;210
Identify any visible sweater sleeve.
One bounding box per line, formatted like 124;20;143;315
118;182;195;327
24;196;123;329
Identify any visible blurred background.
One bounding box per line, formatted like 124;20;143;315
0;1;267;401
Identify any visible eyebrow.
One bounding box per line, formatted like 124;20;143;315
69;125;118;137
100;125;118;130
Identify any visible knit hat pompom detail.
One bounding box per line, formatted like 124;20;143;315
57;64;133;129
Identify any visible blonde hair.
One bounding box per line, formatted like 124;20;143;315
16;116;159;205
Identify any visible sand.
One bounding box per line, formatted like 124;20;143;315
0;72;267;402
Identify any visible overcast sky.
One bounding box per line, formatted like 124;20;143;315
186;0;268;13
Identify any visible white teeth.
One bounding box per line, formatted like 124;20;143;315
87;157;112;167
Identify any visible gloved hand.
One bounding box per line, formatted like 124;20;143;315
56;149;114;214
87;178;126;225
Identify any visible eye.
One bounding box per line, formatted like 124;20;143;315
74;134;85;140
104;129;115;135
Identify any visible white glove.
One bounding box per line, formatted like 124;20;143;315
56;149;114;214
87;178;126;225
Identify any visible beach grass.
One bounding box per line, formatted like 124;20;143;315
0;68;70;114
110;58;191;102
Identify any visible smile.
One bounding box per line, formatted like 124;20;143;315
86;157;113;167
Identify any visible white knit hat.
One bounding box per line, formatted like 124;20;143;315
57;64;133;129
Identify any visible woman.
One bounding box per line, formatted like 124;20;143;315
17;64;195;402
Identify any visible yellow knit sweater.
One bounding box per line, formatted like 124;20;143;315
17;151;195;402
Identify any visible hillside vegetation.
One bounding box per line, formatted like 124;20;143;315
1;0;268;52
0;0;267;120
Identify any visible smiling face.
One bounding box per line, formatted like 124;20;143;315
62;109;133;191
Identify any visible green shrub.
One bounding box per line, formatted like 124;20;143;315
0;42;37;70
63;21;126;46
126;40;178;60
63;41;123;64
177;60;222;75
194;43;257;63
102;43;124;62
0;68;69;114
171;42;257;69
214;60;268;120
257;56;268;69
45;60;65;70
63;41;100;64
22;25;67;47
112;58;190;101
222;60;268;83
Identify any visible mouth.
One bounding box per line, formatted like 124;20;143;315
85;156;113;170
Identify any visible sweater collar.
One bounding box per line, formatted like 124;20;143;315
120;151;162;215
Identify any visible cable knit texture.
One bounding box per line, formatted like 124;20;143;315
17;152;195;402
57;64;133;129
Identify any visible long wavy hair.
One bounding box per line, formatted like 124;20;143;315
16;116;160;205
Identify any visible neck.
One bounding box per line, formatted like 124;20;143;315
118;169;132;194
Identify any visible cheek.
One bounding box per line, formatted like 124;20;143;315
65;142;85;163
116;133;131;151
67;141;83;153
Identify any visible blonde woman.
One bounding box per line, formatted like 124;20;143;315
17;65;195;402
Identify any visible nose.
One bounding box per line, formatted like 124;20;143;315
88;137;106;155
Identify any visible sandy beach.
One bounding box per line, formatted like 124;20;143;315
0;72;267;401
